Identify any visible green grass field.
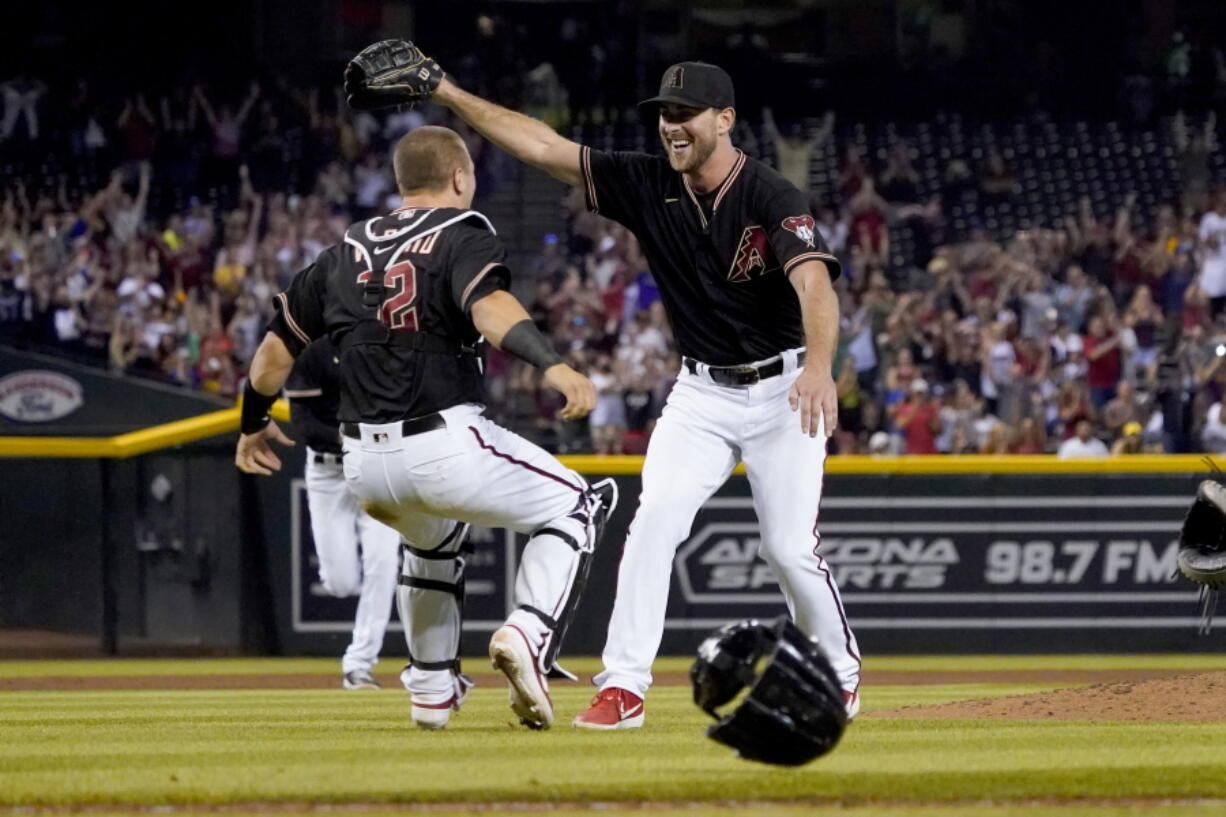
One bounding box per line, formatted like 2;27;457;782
3;655;1226;816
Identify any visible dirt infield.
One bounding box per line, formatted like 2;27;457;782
9;663;1226;724
0;667;1209;692
873;671;1226;722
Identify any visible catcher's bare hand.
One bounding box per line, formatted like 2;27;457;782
344;39;444;111
788;367;837;438
543;363;596;421
235;421;295;476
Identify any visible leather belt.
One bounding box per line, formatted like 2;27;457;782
684;351;805;387
341;412;447;440
312;452;344;464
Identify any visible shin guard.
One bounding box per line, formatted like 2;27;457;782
515;479;619;678
399;522;471;695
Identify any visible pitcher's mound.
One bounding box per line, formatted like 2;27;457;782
874;671;1226;722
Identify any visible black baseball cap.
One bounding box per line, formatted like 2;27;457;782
639;61;736;111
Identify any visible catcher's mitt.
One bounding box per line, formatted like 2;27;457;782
344;39;443;111
1177;478;1226;633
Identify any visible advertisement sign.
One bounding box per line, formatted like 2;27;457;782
0;370;83;422
290;474;1207;649
668;494;1201;631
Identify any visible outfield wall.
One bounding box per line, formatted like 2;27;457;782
0;347;228;436
280;468;1221;656
2;397;1224;655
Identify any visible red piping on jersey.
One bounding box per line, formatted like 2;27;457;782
581;147;599;214
712;150;747;212
681;178;708;230
460;262;501;312
275;292;311;345
681;150;746;229
783;251;839;274
467;426;583;494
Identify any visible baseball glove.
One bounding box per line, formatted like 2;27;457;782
1177;477;1226;633
344;39;443;111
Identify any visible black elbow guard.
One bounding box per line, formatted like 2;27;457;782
501;319;564;370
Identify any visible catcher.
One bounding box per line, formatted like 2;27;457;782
1178;477;1226;634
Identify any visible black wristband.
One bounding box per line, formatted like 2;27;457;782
240;380;278;435
501;319;564;370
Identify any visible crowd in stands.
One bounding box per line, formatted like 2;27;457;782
0;75;484;394
3;69;1226;456
488;110;1226;458
483;210;679;454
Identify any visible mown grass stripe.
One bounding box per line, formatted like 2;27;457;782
3;672;1225;809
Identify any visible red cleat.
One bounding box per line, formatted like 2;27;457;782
572;687;645;730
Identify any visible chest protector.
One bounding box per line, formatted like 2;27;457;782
335;208;495;360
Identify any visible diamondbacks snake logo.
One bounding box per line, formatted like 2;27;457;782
782;215;817;248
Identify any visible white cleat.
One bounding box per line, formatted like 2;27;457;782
411;700;455;730
410;673;473;730
489;625;554;730
843;690;861;720
342;669;380;690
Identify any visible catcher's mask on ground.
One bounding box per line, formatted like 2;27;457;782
1178;478;1226;633
690;616;847;766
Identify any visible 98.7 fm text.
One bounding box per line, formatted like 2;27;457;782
983;539;1178;586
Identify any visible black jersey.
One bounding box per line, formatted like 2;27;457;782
285;337;343;454
267;207;510;423
579;147;841;366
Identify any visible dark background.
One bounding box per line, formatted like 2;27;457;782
4;0;1225;118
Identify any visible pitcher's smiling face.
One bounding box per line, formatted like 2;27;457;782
659;104;721;173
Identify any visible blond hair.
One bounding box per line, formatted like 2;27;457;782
392;126;471;195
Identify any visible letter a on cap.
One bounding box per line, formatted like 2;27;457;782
666;66;684;89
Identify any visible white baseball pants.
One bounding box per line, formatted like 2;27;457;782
595;349;862;698
304;449;401;674
340;403;593;704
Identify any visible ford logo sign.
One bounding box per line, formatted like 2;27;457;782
0;370;85;423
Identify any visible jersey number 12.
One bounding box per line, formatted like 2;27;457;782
357;261;419;331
